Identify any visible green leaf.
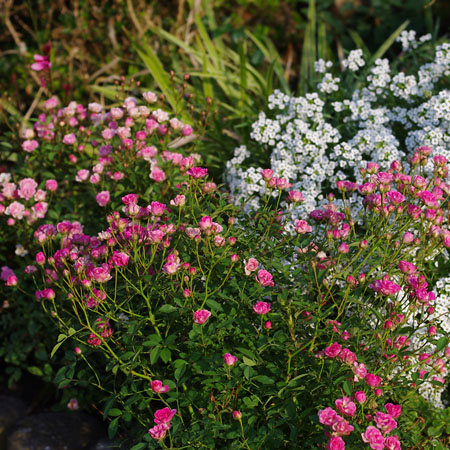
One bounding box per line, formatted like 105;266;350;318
130;444;147;450
255;375;274;385
50;341;65;358
242;356;257;367
143;335;163;346
150;347;160;364
205;299;223;311
174;361;187;380
108;408;122;417
343;380;352;396
27;366;43;377
436;336;447;352
108;417;119;439
159;304;178;314
160;348;171;363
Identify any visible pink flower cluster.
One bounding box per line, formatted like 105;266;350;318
148;407;177;440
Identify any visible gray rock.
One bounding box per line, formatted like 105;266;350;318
7;412;104;450
0;396;27;450
90;438;121;450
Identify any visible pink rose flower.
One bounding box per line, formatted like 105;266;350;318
151;380;170;394
325;342;342;358
369;278;401;296
96;190;110;207
355;391;367;404
256;269;274;287
244;257;259;275
186;167;208;178
365;373;382;387
193;309;211;325
18;178;38;200
150;167;166;183
91;265;112;283
384;403;402;419
22;139;39;152
361;426;385;450
335;397;356;417
253;301;271;315
374;412;397;434
154;407;177;424
111;251;129;267
148;423;170;440
384;436;401;450
318;407;338;426
332;416;354;436
294;219;312;234
327;436;345;450
224;353;238;366
62;133;76;145
6;201;26;220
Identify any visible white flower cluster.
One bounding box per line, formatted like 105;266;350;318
404;277;450;409
342;49;365;72
226;37;450;223
396;30;432;52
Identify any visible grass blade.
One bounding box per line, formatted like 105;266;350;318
135;44;178;112
368;20;409;66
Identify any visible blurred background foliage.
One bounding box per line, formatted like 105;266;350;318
0;0;448;172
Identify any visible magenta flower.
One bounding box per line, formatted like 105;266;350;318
22;139;39;152
325;342;342;358
355;391;366;404
374;412;397;434
151;380;170;394
318;407;339;426
332;416;354;436
335;397;356;417
96;190;110;207
148;423;170;440
186;167;208;178
193;309;211;325
154;407;177;425
384;403;402;419
369;278;401;296
326;436;345;450
256;269;274;287
361;426;385;450
224;353;238;366
91;265;112;283
31;54;51;72
111;251;129;267
387;191;405;205
253;301;271;315
232;410;242;420
244;257;259;275
365;373;382;387
261;169;274;181
294;219;312;234
384;436;401;450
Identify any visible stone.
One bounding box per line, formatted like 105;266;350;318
90;437;121;450
0;396;27;450
7;412;104;450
